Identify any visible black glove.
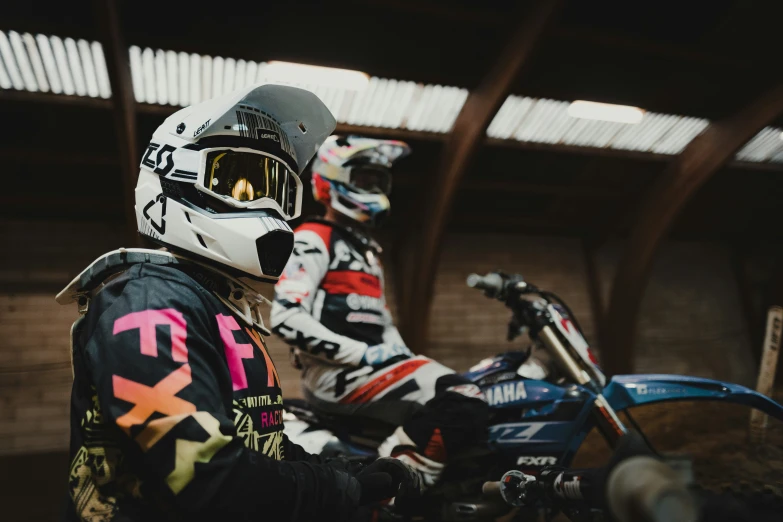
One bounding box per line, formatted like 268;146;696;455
356;457;422;505
324;455;365;476
278;460;363;521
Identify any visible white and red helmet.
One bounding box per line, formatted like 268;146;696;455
135;84;336;281
310;135;411;227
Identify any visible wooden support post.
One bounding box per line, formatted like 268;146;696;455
601;84;783;376
731;247;762;363
396;0;563;353
749;306;783;443
93;0;140;246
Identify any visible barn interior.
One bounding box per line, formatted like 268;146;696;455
2;1;783;520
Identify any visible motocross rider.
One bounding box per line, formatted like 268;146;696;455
59;86;419;522
270;136;489;488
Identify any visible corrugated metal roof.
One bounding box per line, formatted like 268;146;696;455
126;46;469;133
0;30;781;163
487;95;712;155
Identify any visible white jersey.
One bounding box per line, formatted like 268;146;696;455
270;219;411;398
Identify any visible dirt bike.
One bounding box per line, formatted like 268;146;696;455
283;271;783;521
482;430;698;522
484;430;781;522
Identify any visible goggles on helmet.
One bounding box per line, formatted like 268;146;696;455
346;165;392;195
194;147;302;219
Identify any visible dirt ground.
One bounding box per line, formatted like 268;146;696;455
571;396;783;490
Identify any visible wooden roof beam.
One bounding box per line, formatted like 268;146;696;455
600;83;783;376
394;0;563;353
4;92;783;174
92;0;139;246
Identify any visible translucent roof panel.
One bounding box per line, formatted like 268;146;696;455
1;30;781;163
488;94;783;164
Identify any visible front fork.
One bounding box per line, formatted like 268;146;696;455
538;325;627;446
591;393;627;446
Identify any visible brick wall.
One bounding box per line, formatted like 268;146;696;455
0;294;73;454
0;219;757;456
426;234;755;387
0;218;306;455
0;219;129;456
427;234;596;371
595;240;755;385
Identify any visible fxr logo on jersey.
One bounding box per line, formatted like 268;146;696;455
272;323;340;359
110;309;232;494
330;239;382;275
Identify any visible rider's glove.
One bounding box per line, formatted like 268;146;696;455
324;455;364;476
279;460;363;520
362;343;413;366
356;457;423;504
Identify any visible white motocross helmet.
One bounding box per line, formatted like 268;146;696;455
135;84;336;282
310;135;411;227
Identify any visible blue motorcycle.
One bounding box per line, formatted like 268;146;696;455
284;271;783;521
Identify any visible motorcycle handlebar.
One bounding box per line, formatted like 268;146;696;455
607;456;697;522
482;481;501;497
483;457;696;522
466;273;505;295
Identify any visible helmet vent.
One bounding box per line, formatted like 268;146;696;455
298;122;308;133
255;229;294;278
196;234;207;248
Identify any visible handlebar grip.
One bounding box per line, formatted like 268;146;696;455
482;481;502;497
607;456;697;522
467;273;505;294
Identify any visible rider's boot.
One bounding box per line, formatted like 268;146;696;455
516;358;550;380
378;426;446;490
517;349;554;380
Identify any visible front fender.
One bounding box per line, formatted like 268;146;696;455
604;374;783;423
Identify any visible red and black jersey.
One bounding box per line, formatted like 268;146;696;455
271;219;408;373
65;262;359;521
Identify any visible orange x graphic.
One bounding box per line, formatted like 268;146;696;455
245;327;280;388
113;364;196;433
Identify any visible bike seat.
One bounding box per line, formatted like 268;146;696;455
288;393;424;444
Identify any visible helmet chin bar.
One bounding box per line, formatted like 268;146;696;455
370;207;389;228
329;185;389;228
141;233;285;285
331;191;371;225
255;230;295;277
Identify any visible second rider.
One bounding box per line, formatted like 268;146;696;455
271;136;489;488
